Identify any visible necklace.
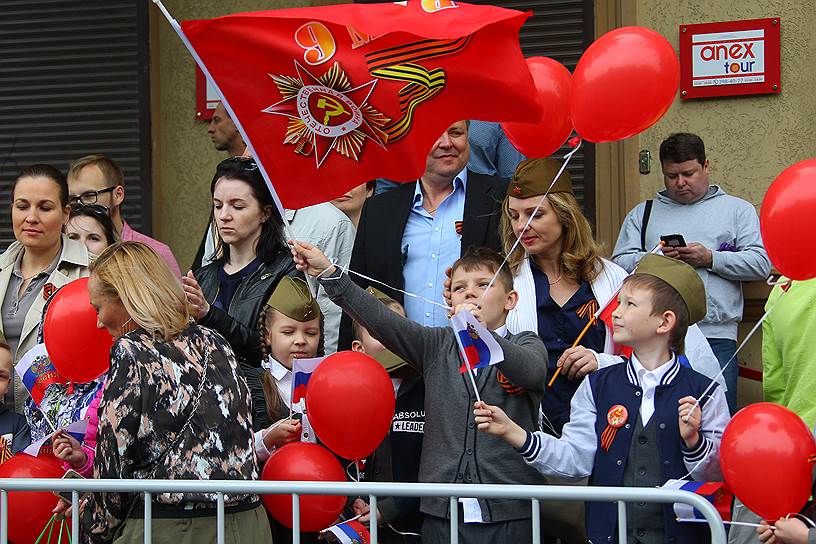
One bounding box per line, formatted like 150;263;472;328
548;272;563;285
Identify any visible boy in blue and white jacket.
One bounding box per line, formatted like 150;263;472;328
474;254;730;544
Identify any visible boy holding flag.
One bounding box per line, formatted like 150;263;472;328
474;254;730;543
291;242;547;543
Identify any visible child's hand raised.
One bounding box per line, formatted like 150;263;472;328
262;418;302;449
452;302;481;323
290;240;334;278
473;401;527;448
678;396;702;448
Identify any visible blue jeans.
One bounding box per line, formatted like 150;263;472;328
706;337;738;415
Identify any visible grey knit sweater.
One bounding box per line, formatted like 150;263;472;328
320;271;549;522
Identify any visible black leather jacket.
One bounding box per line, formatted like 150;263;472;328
194;253;301;430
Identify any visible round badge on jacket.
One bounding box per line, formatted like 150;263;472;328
607;404;628;428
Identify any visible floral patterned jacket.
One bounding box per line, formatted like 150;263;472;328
81;323;258;543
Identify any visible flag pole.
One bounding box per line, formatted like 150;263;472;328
151;1;289;225
465;366;482;404
547;316;595;388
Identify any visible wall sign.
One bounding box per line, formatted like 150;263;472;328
195;66;220;120
679;18;780;100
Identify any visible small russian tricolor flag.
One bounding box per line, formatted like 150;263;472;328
14;343;65;406
324;519;370;544
663;479;732;522
450;310;504;374
290;357;324;404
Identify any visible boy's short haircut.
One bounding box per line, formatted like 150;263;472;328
450;247;514;293
623;274;689;353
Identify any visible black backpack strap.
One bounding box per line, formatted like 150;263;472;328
640;199;653;252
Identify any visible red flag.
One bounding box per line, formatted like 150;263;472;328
179;1;540;209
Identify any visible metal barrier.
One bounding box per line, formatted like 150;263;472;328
0;479;727;544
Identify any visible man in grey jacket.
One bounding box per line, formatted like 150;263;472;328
612;133;770;414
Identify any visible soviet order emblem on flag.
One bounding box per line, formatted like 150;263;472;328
180;1;541;209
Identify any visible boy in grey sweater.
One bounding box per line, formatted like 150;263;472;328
292;242;547;543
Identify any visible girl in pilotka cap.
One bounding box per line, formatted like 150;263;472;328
255;276;323;463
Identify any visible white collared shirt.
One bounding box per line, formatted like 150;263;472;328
630;353;675;426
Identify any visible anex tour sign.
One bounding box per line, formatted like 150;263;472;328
679;18;780;100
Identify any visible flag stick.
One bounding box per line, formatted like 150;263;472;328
547;316;596;388
465;366;482;404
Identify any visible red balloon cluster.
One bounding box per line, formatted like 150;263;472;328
760;159;816;280
502;26;679;155
261;442;346;531
260;351;396;531
720;403;816;521
43;277;114;383
0;454;67;543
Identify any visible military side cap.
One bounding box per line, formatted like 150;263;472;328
265;276;320;322
635;254;707;324
508;158;573;198
366;286;398;306
373;349;408;373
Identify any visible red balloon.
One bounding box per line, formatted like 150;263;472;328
720;403;816;521
571;26;679;143
43;277;113;383
261;442;346;531
306;351;395;460
760;159;816;280
0;454;67;543
501;57;573;158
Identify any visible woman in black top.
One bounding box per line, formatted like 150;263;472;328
182;157;299;430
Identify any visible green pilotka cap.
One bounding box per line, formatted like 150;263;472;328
265;276;321;321
635;254;707;324
373;349;408;372
508;158;573;199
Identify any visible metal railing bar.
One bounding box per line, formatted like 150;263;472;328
217;492;225;544
292;493;300;544
1;490;7;544
72;490;80;544
531;498;540;544
0;480;727;544
144;491;152;544
369;494;378;544
617;500;627;543
449;496;458;544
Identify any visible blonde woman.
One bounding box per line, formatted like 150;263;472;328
80;241;270;544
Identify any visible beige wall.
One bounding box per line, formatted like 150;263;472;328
151;0;339;271
596;0;816;408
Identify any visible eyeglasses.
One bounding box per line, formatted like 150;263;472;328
69;202;110;216
216;156;259;174
68;186;117;206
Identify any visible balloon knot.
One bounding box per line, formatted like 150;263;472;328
568;136;581;148
66;381;74;395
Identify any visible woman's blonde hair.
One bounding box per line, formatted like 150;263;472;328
500;192;604;283
90;241;191;341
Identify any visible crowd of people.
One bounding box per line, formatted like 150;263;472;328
1;106;811;544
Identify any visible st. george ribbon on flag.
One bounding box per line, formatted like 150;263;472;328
154;1;541;211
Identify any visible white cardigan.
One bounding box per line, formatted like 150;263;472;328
506;257;726;389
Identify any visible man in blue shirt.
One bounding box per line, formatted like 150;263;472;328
339;121;508;347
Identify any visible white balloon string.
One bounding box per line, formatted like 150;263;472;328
684;282;787;422
481;140;583;300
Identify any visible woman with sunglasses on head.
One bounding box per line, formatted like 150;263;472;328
65;204;118;257
182;157;301;431
0;164;90;414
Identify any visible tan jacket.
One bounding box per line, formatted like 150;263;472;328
0;235;90;413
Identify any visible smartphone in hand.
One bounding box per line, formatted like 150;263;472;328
660;234;687;248
53;469;86;503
